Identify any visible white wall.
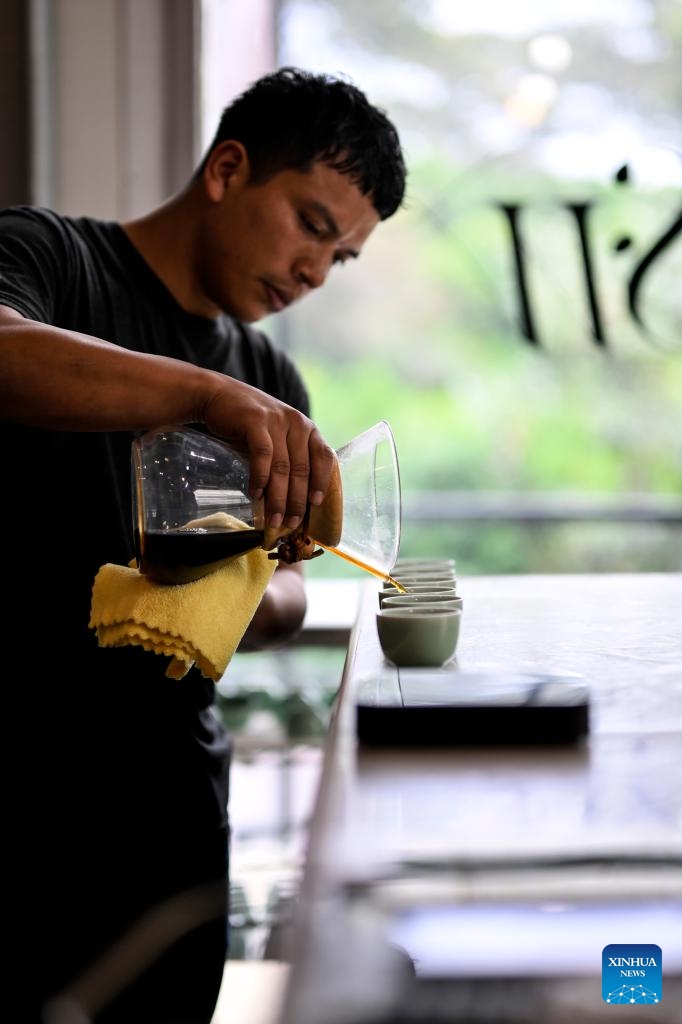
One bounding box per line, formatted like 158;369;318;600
199;0;275;155
30;0;275;220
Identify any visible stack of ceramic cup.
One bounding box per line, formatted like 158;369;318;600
376;557;461;667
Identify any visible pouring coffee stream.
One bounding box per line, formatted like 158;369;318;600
132;422;403;588
314;543;406;592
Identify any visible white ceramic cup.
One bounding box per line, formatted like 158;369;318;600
383;593;463;611
376;606;462;667
379;582;457;607
393;557;456;572
391;571;456;584
382;578;456;593
382;576;456;593
391;578;457;593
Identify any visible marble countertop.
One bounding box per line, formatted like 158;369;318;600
278;574;682;1024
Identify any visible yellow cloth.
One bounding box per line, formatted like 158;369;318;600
89;515;276;681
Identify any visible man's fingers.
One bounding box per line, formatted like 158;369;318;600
247;423;336;532
307;435;337;507
278;452;308;530
245;437;275;502
280;427;338;531
205;383;335;532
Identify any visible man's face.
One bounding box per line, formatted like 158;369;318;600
196;151;381;323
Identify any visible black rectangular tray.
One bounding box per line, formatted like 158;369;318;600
355;670;589;747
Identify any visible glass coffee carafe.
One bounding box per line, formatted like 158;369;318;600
132;421;402;586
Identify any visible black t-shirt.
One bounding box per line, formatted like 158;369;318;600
0;205;310;694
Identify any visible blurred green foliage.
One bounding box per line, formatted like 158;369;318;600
272;0;682;576
274;160;682;577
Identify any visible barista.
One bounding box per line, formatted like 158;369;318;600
0;66;406;1023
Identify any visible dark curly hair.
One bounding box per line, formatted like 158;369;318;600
196;66;407;220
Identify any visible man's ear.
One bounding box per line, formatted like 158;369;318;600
203;140;250;202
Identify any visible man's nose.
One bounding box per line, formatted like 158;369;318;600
294;251;331;290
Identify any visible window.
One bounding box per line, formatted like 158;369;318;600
274;0;682;575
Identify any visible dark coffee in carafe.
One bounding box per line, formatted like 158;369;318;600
135;526;265;585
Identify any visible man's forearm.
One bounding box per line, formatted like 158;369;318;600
240;566;307;650
0;310;213;430
0;306;337;531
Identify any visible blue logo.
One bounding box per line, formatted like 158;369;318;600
602;944;662;1004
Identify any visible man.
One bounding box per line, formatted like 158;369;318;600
0;67;406;1022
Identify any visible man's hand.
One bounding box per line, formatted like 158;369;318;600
202;379;337;537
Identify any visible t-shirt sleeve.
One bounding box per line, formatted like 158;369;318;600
272;346;311;417
0;206;71;323
233;321;311;417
